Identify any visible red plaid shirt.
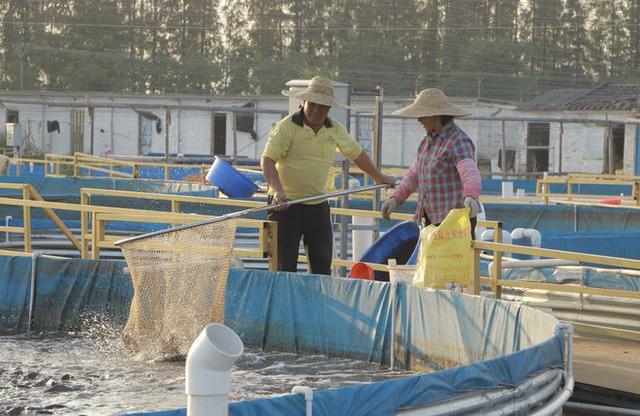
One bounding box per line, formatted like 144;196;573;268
393;122;476;224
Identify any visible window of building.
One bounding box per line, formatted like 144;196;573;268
612;124;625;172
526;122;550;172
497;149;516;173
6;110;19;123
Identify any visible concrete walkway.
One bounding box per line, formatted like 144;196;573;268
573;336;640;395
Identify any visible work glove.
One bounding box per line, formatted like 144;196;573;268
381;198;398;220
463;196;481;218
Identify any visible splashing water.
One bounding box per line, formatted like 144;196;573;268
1;330;412;415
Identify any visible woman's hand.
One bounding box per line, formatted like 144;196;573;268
381;198;398;220
463;196;481;218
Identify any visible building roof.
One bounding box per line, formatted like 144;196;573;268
519;83;640;112
564;83;640;111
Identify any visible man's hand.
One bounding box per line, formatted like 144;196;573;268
271;191;290;211
378;174;396;188
381;198;398;220
463;196;481;218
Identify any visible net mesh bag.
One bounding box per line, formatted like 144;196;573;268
119;219;238;359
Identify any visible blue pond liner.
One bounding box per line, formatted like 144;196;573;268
0;256;565;416
358;221;420;281
206;156;259;198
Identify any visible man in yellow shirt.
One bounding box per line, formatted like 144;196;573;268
261;76;395;275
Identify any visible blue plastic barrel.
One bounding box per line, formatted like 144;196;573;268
206;156;260;198
357;221;420;281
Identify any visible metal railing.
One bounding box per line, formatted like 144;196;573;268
536;173;640;205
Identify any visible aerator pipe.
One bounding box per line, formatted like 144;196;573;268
5;215;11;242
396;369;560;415
530;323;574;416
511;228;542;248
291;386;313;416
186;323;244;416
563;402;640;415
489;259;580;270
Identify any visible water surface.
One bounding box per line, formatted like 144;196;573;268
0;332;411;415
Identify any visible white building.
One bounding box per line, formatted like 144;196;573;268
511;83;640;175
1;82;638;176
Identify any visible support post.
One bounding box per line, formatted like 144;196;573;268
80;192;89;259
491;222;503;299
22;186;31;253
339;159;349;277
372;87;383;240
558;122;564;174
88;106;95;155
500;120;507;179
471;243;480;295
165;107;171;163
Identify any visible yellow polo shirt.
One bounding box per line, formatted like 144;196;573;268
262;110;362;203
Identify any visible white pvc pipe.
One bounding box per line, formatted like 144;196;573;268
397;369;561;415
291;385;313;416
390;281;398;370
511;228;542;248
5;216;12;243
530;323;574;416
498;259;580;269
563;402;640;415
502;181;514;198
480;229;512;245
186;323;244;416
352;216;374;261
474;203;487;238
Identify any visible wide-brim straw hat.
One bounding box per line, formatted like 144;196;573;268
392;88;470;118
282;76;349;109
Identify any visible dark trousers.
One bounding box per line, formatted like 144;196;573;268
423;213;477;240
267;201;333;275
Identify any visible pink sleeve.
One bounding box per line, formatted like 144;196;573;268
392;163;419;204
456;158;481;199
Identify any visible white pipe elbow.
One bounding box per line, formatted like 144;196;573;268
524;228;542;248
511;228;542;248
186;323;244;416
480;229;512;245
292;385;313;416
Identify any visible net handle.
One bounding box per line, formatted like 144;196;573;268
115;183;390;247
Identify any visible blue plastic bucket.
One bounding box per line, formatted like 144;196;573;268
206;156;260;198
358;221;420;281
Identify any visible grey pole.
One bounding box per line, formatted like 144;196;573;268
339;159;350;277
372;87;383;240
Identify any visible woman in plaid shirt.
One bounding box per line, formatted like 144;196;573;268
381;88;482;238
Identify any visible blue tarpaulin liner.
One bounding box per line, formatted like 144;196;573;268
540;230;640;261
0;176;217;198
6;161;266;183
0;255;131;332
128;269;564;416
1;256;564;415
483;203;640;232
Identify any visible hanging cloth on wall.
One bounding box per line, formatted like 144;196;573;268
47;120;60;133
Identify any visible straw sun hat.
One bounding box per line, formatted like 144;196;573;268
392;88;470;118
282;76;349;109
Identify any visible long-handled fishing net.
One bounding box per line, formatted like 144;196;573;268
114;183;387;359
